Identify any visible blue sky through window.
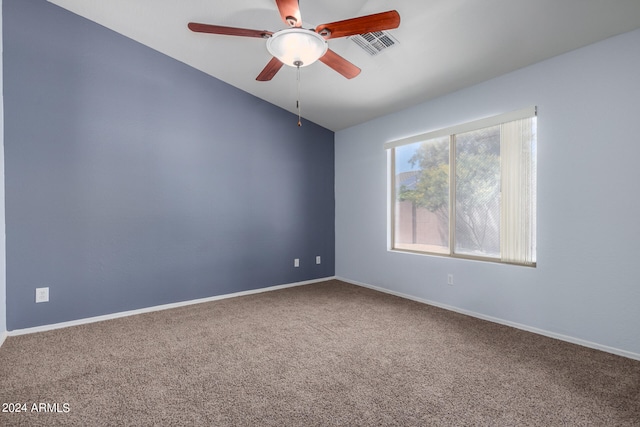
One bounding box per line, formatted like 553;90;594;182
395;143;420;173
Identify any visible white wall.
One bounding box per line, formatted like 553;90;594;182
1;0;7;345
335;29;640;359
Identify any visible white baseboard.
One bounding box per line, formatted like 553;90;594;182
8;276;336;337
336;276;640;362
0;331;7;349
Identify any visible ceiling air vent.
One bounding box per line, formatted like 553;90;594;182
350;31;398;56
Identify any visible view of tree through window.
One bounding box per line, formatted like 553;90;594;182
390;109;537;265
395;137;449;253
455;126;501;257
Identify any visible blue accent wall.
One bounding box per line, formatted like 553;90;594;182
4;0;335;330
0;0;6;339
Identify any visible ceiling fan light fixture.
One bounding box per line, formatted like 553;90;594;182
266;29;328;67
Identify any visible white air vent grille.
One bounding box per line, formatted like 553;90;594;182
350;31;398;56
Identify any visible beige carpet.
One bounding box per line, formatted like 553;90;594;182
1;280;639;426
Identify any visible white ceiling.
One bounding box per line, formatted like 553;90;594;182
47;0;640;131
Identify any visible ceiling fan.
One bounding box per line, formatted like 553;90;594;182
188;0;400;81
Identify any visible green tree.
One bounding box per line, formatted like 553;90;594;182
398;127;501;254
455;130;501;254
398;137;450;245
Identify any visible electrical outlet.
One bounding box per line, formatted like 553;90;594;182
316;256;321;264
294;258;300;267
447;274;454;286
36;287;49;303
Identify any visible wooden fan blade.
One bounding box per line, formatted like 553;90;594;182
275;0;302;27
256;57;284;81
319;49;361;79
188;23;272;39
315;10;400;39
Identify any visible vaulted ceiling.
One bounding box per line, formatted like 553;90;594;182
47;0;640;131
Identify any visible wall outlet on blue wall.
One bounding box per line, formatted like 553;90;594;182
294;259;300;267
36;287;50;303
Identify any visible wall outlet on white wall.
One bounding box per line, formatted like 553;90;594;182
36;287;49;303
447;274;454;286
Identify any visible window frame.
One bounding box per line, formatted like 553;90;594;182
386;107;537;267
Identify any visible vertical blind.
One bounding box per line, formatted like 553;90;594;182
500;116;537;264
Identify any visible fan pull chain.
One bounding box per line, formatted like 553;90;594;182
295;62;302;127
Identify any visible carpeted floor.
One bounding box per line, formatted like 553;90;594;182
1;280;639;426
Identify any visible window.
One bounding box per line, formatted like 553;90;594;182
387;107;537;266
